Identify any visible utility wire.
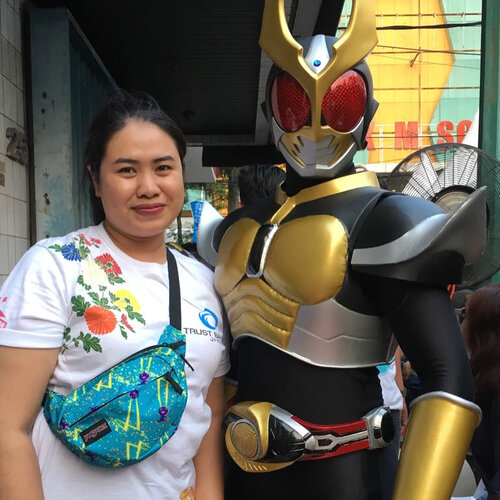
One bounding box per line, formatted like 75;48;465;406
339;21;481;31
372;53;480;70
376;45;480;56
377;21;481;30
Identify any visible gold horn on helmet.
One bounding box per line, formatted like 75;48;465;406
259;0;378;126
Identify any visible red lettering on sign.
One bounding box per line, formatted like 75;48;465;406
437;120;454;144
456;120;472;143
394;121;419;150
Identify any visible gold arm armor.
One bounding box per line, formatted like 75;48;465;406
392;391;481;500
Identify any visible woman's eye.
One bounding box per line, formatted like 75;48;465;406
156;164;172;172
118;167;135;174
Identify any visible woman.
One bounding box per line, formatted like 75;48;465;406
462;283;500;500
0;92;229;500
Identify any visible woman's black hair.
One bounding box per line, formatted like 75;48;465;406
465;283;500;400
83;91;187;224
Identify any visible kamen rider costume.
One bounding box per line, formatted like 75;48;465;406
197;0;486;499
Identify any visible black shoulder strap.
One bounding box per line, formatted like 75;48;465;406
166;247;182;331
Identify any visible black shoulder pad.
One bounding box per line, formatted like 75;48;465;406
351;188;486;285
354;192;444;248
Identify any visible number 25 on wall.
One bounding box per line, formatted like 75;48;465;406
6;127;28;166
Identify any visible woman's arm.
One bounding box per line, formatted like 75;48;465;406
0;346;59;500
193;376;225;500
394;347;408;428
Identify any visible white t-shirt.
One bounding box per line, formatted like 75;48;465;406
377;360;403;411
0;224;230;500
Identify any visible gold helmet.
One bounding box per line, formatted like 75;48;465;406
260;0;378;178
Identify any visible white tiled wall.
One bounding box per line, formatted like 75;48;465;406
0;0;27;286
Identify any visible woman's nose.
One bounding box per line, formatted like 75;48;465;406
136;172;160;197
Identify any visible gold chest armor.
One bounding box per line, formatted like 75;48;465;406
214;171;395;367
216;214;347;346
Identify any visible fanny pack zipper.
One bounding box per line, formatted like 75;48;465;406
64;341;191;395
67;368;182;428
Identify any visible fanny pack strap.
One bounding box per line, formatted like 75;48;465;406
166;247;182;331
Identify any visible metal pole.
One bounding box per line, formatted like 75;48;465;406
479;0;500;283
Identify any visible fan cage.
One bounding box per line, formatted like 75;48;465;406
384;143;500;288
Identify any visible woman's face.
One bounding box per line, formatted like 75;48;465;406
92;119;184;244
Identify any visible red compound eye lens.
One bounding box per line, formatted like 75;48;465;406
322;70;367;132
271;72;311;132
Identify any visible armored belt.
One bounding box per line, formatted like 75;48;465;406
223;401;394;473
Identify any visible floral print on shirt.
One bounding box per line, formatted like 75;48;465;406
180;487;195;500
49;233;146;354
0;297;8;329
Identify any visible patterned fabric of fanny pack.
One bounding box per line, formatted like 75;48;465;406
43;248;191;467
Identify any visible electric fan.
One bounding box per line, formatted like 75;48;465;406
385;142;500;288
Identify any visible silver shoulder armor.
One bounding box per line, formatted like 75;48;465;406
196;202;223;267
351;187;487;283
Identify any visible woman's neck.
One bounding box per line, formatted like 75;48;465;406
103;221;167;264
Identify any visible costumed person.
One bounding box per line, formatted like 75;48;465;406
461;283;500;500
0;92;229;500
196;1;486;498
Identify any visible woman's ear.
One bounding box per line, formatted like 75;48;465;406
87;165;100;198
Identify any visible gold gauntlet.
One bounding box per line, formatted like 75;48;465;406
392;391;481;500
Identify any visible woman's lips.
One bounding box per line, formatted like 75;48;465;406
133;204;166;216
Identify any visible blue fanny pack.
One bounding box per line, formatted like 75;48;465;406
43;248;191;467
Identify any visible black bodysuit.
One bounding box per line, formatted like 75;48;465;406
211;170;481;500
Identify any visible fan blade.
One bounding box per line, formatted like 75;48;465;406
403;152;440;198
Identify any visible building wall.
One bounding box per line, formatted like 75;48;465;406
340;0;482;172
0;0;27;286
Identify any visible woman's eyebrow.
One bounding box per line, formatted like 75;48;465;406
112;155;175;165
113;157;139;164
153;155;175;163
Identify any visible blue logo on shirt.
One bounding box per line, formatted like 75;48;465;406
377;364;390;375
199;308;218;330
